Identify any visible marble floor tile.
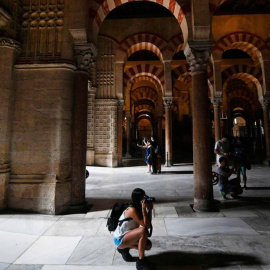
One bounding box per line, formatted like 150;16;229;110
165;218;259;236
42;266;135;270
154;206;178;218
0;215;13;224
95;218;112;236
84;210;110;219
0;215;59;235
67;236;115;265
151;218;167;236
0;232;39;264
14;236;82;265
44;219;103;236
220;207;258;217
60;214;86;219
241;217;270;234
7;265;42;270
0;263;9;270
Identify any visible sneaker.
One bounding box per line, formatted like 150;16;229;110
136;257;156;270
117;248;133;262
221;192;227;199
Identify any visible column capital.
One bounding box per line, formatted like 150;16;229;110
259;97;270;109
0;37;21;52
163;97;173;108
74;43;97;71
185;43;212;73
117;99;125;110
212;97;222;107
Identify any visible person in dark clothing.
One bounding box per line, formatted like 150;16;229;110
150;137;158;174
217;157;243;199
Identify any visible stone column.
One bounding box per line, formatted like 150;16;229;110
186;44;214;212
157;112;163;147
163;97;173;166
117;100;124;166
86;83;96;165
213;98;222;143
260;98;270;165
0;38;20;210
70;44;96;213
125;114;132;158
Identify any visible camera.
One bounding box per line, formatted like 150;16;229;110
143;195;155;203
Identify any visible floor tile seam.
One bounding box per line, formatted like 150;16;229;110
65;236;85;265
39;216;63;237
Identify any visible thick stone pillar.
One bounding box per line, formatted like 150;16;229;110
86;83;96;165
117;100;124;165
186;45;214;212
0;38;20;210
163;97;173;166
70;44;96;213
125;114;132;158
213;98;221;143
260;98;270;165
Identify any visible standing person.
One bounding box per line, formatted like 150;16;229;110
234;138;248;189
113;188;155;270
137;139;152;173
214;135;230;166
217;157;243;199
150;136;158;174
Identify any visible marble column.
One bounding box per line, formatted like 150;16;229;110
186;45;214;212
260;98;270;165
0;38;20;210
213;98;222;143
125;114;132;158
163;97;173;166
86;83;96;165
117;100;124;165
70;44;97;213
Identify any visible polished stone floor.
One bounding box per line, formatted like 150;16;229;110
1;162;270;270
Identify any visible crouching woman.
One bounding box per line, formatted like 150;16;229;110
113;188;155;270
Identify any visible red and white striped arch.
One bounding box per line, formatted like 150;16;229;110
124;64;165;90
172;64;190;86
168;34;185;55
132;86;158;104
223;73;263;98
213;32;265;61
91;0;187;42
222;65;263;86
131;75;161;92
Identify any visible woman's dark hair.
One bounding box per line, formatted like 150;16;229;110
131;188;146;216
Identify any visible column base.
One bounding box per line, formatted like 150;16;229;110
165;160;172;167
86;148;95;165
263;158;270;165
68;201;89;214
125;153;131;158
193;198;218;212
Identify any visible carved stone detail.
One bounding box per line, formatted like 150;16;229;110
185;44;211;73
259;98;270;110
74;43;98;71
163;97;173;109
212;98;222;107
20;0;64;59
0;37;21;51
117;100;125;110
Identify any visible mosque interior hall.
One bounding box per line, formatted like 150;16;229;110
1;0;270;269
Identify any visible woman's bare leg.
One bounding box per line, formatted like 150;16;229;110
118;227;149;259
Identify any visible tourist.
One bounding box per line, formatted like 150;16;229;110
217;157;243;199
113;188;155;270
214;135;230;166
137;139;152;173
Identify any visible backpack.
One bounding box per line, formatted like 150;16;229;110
106;202;132;232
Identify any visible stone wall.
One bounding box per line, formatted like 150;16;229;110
8;63;75;214
94;99;118;167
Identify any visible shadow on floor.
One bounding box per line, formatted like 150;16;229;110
147;251;262;269
161;171;194;174
246;187;270;190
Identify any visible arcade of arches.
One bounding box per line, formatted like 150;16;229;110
1;0;270;214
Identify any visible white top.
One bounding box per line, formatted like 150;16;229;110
215;140;229;164
113;208;139;239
